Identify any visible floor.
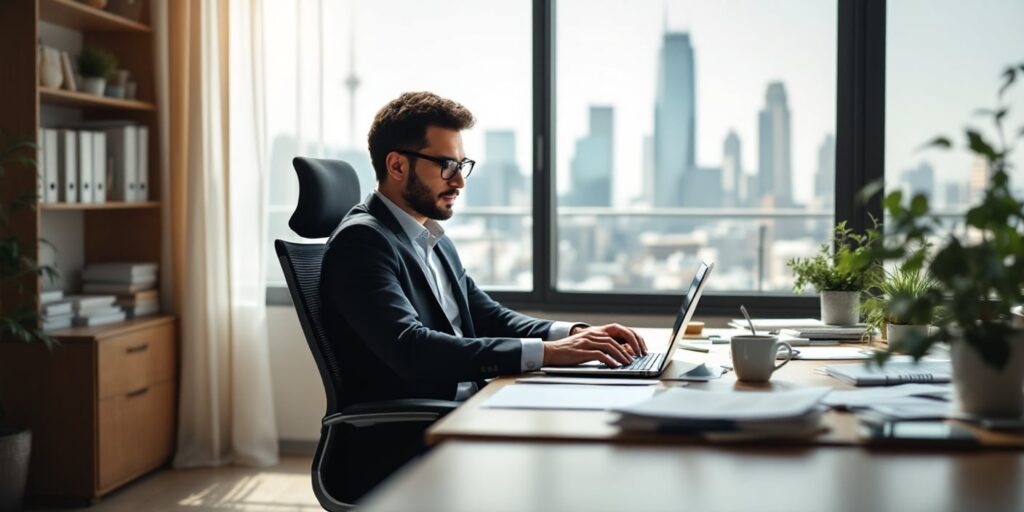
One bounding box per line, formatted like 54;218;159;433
28;456;323;512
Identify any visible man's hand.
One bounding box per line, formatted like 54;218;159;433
570;323;647;357
544;324;648;367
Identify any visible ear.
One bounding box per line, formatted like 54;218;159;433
385;151;408;182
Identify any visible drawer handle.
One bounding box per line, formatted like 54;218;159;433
125;343;150;354
126;387;150;398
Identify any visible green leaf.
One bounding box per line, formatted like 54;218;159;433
999;66;1017;98
966;129;998;160
909;194;929;216
918;136;951;151
884;190;904;215
857;179;884;206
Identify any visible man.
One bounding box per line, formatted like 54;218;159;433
321;91;647;407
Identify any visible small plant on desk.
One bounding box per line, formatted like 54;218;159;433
859;265;943;346
787;221;880;325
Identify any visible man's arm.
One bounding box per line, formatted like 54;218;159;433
323;224;525;381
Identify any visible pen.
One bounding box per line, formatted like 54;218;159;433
680;342;710;353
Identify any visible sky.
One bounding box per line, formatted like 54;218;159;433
261;0;1024;209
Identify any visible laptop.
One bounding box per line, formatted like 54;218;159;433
541;261;715;377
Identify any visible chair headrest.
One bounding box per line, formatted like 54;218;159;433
289;157;362;238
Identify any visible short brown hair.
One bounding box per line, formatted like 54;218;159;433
367;92;475;181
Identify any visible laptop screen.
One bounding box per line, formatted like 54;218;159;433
663;261;715;358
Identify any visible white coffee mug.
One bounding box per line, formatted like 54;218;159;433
730;335;794;382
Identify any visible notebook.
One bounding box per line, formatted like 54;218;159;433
823;361;952;386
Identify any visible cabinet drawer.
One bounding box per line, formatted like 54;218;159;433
98;322;175;400
97;380;176;492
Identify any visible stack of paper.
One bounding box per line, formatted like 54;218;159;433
779;326;873;341
727;318;823;332
63;294;125;327
40;289;72;331
611;387;831;438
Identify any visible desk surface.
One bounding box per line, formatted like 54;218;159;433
427;328;1024;447
359;440;1024;512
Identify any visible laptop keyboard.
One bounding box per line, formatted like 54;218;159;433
610;352;664;371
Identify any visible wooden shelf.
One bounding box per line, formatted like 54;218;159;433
49;314;173;343
40;87;155;111
39;0;151;33
41;201;160;211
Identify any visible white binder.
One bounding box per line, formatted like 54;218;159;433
56;129;78;203
105;125;137;202
136;126;148;202
37;129;44;203
43;129;59;203
92;131;107;203
77;131;94;203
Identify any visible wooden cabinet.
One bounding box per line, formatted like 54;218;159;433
0;316;177;502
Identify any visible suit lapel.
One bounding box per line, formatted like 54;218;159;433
365;194;454;332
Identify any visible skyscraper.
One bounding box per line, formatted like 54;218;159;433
757;82;793;207
469;130;522;207
653;32;696;207
722;130;743;207
902;161;935;200
565;106;614;207
815;134;835;208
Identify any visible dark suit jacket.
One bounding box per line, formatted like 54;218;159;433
321;193;554;407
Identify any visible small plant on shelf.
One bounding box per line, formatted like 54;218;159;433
77;46;117;96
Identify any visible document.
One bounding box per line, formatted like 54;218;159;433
823;361;952;386
614;387;831;421
482;383;657;410
777;346;875;360
823;383;952;408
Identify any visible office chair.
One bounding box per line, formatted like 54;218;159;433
275;157;460;510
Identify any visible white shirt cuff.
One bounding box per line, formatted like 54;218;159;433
520;338;544;372
546;321;582;341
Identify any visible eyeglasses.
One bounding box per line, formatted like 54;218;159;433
397;150;475;180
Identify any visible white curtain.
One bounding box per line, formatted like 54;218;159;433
154;0;279;468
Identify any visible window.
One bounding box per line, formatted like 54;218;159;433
554;0;838;294
263;0;534;290
885;0;1024;237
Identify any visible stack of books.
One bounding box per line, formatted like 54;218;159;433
65;295;125;327
611;387;832;440
82;262;160;319
40;289;73;331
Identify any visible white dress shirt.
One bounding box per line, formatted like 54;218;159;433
374;191;576;372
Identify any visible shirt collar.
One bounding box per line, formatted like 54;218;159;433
373;190;445;247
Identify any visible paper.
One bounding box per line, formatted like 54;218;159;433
614;387;831;421
515;376;659;386
662;362;727;381
482;383;657;410
777;346;874;360
823;383;953;408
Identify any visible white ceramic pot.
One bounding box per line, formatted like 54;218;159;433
950;332;1024;418
82;77;106;96
886;324;930;347
820;290;859;326
39;46;63;88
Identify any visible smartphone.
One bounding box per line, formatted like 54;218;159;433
861;420;979;446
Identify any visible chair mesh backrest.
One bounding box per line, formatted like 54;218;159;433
276;240;342;413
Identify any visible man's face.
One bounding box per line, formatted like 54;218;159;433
401;126;466;221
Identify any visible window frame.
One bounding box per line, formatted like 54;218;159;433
267;0;887;318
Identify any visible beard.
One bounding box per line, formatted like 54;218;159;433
402;167;456;220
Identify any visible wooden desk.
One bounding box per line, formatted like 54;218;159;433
359;440;1024;512
427;328;1024;447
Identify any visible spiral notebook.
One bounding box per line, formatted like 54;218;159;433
823;361;952;387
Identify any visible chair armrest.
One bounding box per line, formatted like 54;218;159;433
323;399;461;428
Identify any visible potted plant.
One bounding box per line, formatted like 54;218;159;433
788;222;880;325
0;132;57;511
859;265;941;346
858;62;1024;418
77;46;117;96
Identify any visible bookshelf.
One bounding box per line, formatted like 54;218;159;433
0;0;177;503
